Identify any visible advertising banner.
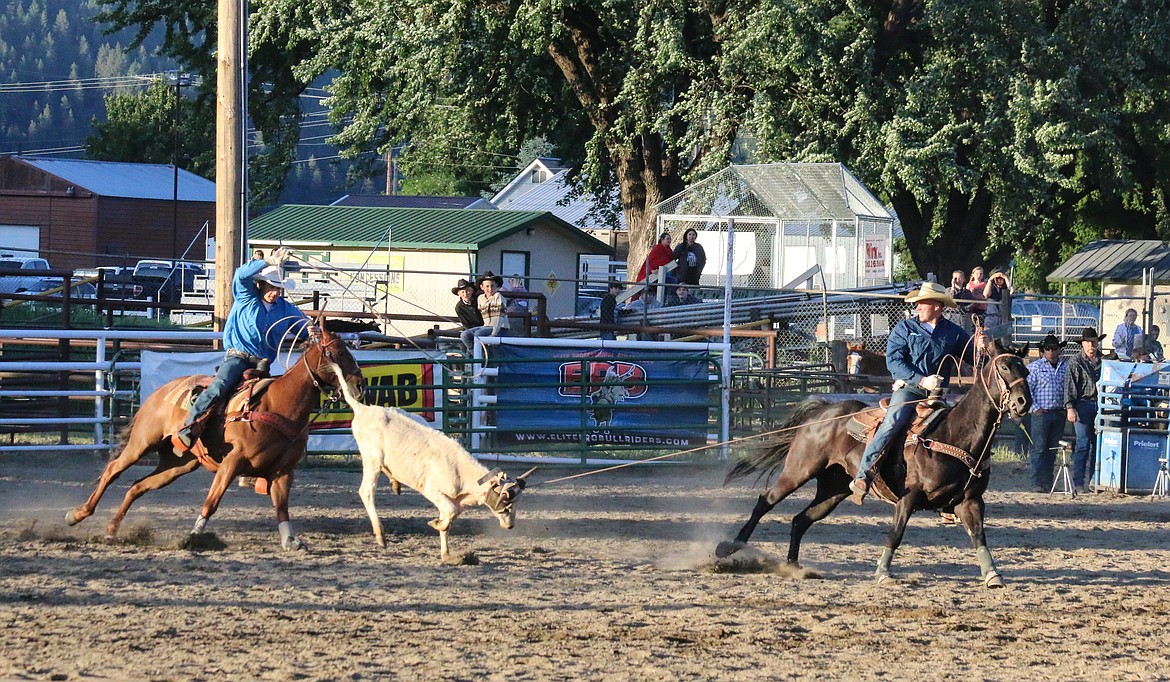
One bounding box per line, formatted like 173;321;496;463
491;345;712;447
862;234;888;279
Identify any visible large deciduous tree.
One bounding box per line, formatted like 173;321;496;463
745;0;1170;284
100;0;1170;285
281;0;757;271
86;80;214;176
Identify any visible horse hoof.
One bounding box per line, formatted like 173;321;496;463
64;510;83;526
282;537;309;552
715;541;745;559
984;571;1005;589
875;573;897;585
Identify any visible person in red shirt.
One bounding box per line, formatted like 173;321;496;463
632;233;677;301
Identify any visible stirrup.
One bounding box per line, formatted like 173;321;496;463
171;430;196;453
849;478;868;505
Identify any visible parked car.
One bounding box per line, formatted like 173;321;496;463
19;276;97;299
0;255;52;294
96;266;145;299
1012;300;1099;345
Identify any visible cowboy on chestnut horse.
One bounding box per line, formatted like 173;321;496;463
171;246;318;454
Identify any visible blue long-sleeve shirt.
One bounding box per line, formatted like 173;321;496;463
885;316;973;387
222;259;308;362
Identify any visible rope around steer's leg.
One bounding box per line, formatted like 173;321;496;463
977;546;1004;588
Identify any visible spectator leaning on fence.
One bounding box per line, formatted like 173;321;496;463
1064;327;1105;491
453;278;483;347
944;269;975;331
1112;308;1142;360
600;280;621;341
965;266;989;315
672;228;707;286
665;284;702;307
1026;333;1068;492
458;272;509;351
982;268;1014;334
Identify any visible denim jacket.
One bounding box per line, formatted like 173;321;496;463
885;316;973;387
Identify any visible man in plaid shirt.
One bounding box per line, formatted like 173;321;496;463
1026;333;1068;491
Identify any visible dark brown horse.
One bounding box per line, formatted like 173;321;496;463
718;338;1031;587
66;320;364;549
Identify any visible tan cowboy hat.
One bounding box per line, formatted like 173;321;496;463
451;278;476;295
904;281;955;307
253;265;296;291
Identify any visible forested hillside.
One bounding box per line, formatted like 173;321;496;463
0;0;170;155
0;0;376;207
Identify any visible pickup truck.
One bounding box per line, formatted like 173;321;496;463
132;259;207;303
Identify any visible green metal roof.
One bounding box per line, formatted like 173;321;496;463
248;204;612;252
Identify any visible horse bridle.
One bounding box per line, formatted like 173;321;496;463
979;352;1027;412
301;336;348;402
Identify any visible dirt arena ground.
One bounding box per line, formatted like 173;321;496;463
1;453;1168;681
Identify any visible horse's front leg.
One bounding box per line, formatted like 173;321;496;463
190;454;243;536
268;470;306;551
953;496;1003;588
875;488;923;583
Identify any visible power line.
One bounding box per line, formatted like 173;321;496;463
0;73;168;94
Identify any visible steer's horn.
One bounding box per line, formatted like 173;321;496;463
515;467;538;490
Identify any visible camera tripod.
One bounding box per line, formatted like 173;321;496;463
1152;457;1169;499
1050;440;1077;498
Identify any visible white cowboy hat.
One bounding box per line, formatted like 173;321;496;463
904;281;955;307
253;265;297;291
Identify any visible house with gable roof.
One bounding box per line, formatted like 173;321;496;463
490;158;627;233
0;155;216;270
247;204;614;332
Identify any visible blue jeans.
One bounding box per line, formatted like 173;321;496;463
184;354;251;427
857;385;928;479
1071;400;1097;487
1028;410;1065;489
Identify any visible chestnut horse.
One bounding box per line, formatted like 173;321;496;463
718;338;1031;587
66;321;364;550
844;341;890;377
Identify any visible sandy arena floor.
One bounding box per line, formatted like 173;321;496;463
1;454;1168;681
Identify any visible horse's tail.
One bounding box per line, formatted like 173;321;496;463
725;398;829;484
104;411;139;461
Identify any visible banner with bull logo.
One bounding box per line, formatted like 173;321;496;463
491;345;712;447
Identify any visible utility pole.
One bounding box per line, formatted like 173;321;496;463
215;0;244;334
166;72;190;261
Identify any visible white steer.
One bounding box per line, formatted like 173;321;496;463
331;363;533;560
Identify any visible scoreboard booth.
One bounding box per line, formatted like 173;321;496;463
1095;360;1170;493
